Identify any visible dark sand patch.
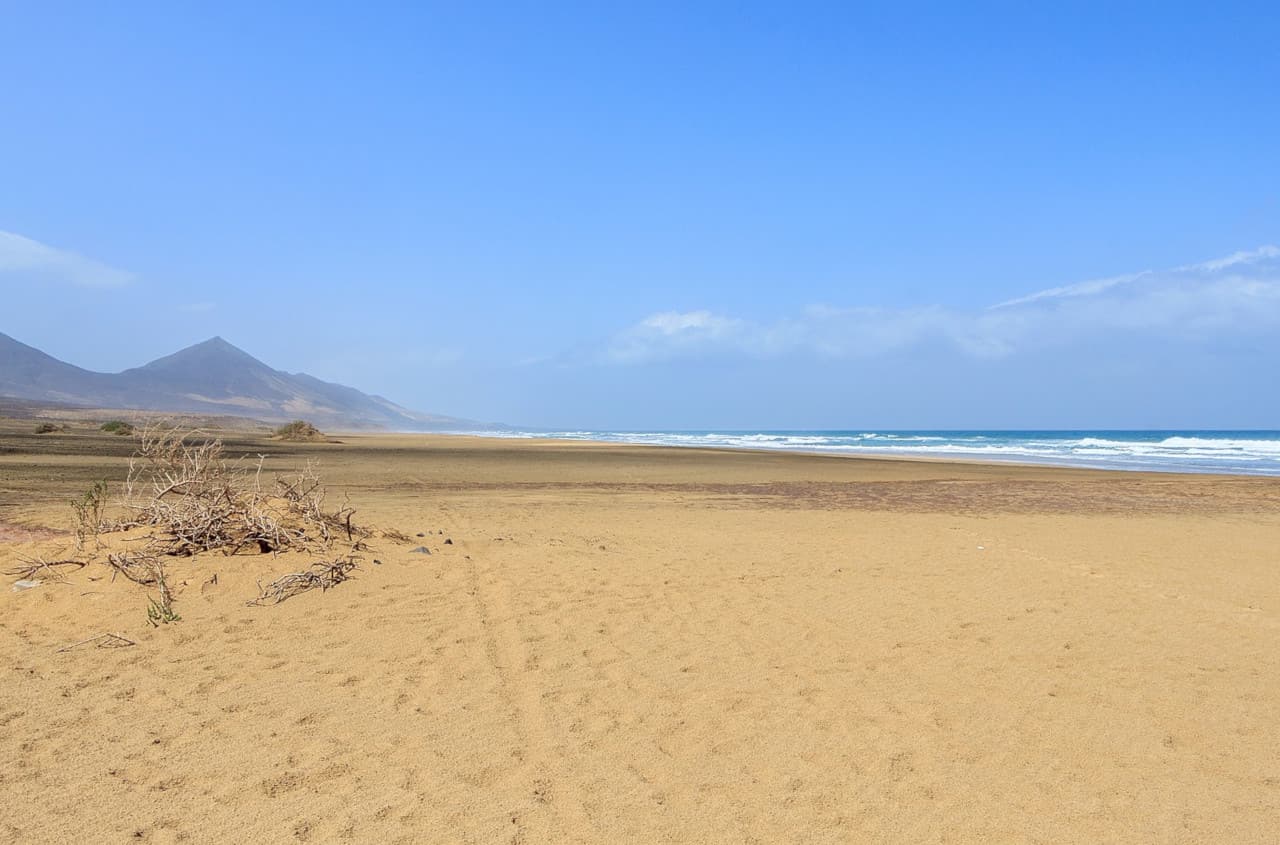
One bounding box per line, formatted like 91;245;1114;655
0;523;66;544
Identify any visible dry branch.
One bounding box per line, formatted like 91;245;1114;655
248;557;359;606
107;551;163;585
5;557;87;582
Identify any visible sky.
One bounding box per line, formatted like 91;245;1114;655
2;1;1278;429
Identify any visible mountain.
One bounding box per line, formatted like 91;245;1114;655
0;332;483;431
0;332;120;404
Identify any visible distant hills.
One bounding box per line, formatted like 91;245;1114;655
0;332;486;431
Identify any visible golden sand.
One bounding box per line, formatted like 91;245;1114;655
2;432;1278;843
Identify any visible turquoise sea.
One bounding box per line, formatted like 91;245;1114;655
479;430;1280;476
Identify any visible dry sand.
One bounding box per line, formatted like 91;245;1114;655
1;430;1278;843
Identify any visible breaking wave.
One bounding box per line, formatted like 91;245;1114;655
475;430;1280;475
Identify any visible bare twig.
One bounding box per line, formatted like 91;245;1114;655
56;633;137;653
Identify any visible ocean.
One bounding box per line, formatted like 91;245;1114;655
477;430;1280;476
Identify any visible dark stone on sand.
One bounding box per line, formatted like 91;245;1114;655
416;533;425;537
410;546;431;555
444;538;453;545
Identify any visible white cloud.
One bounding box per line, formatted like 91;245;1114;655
608;310;746;362
606;246;1280;364
639;310;740;336
0;230;135;288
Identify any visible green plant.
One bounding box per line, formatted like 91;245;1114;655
146;595;181;626
71;480;110;552
101;420;135;436
145;562;180;626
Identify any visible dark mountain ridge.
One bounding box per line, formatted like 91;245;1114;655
0;332;481;431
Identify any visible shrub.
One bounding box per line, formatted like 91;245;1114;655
101;420;135;436
35;422;60;434
272;420;327;442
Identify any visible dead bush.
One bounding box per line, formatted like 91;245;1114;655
112;425;367;558
57;424;373;624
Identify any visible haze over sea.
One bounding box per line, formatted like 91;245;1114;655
482;430;1280;476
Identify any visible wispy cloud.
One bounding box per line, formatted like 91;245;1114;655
0;230;135;288
605;246;1280;364
990;271;1149;309
1189;245;1280;273
992;245;1280;308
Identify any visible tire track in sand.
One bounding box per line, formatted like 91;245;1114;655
466;551;596;842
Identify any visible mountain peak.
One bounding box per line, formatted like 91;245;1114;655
139;336;264;372
186;335;246;354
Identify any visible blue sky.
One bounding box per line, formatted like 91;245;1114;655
2;2;1278;428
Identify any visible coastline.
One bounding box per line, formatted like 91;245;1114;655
345;428;1280;481
435;428;1280;477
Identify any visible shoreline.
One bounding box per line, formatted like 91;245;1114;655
3;430;1279;539
344;428;1280;481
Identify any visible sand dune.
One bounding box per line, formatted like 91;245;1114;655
2;434;1278;843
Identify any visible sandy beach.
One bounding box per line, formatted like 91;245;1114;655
2;429;1278;843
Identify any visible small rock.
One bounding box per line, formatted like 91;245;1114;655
416;533;425;538
444;538;453;545
410;547;431;555
373;559;383;565
12;579;41;592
